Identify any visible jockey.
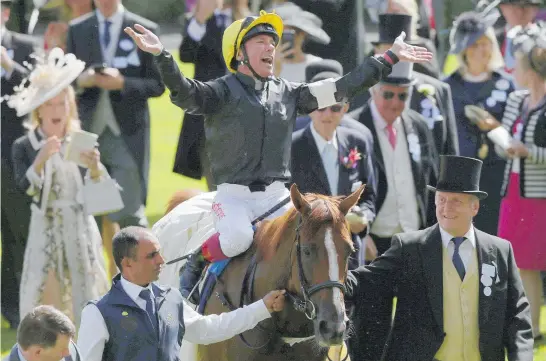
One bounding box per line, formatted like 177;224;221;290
125;11;432;303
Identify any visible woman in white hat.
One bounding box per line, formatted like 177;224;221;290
8;47;109;325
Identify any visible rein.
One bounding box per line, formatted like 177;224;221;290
214;214;349;361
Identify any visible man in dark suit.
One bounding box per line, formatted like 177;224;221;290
291;59;377;269
173;0;246;189
347;155;533;361
6;305;82;361
348;60;438;360
66;0;165;229
0;0;35;329
350;14;459;158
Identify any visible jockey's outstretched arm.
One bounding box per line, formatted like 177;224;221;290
154;50;226;115
295;53;397;115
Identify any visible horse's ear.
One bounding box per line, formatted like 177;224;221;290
339;184;366;215
290;183;311;215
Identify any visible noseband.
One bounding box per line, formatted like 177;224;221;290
287;215;347;320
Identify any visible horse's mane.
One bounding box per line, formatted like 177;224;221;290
254;193;350;261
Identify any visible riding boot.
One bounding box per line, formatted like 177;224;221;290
179;248;208;304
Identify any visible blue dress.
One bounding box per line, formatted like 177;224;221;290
444;70;515;235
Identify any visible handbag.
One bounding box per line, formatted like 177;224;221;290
83;177;124;216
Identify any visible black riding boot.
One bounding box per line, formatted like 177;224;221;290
179;248;208;304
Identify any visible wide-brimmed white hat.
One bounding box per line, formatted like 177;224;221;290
5;47;85;117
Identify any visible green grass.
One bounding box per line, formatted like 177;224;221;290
1;56;545;360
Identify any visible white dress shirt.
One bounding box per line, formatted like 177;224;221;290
369;100;420;236
96;5;125;65
310;122;339;195
439;224;477;271
77;276;271;361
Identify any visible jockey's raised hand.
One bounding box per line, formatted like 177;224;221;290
389;31;433;63
124;24;163;56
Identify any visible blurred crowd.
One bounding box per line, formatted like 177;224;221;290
1;0;546;359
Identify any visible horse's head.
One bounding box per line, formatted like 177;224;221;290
288;183;365;347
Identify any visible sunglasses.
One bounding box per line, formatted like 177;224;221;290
382;91;409;101
317;104;344;113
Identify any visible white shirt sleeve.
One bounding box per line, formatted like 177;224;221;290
182;299;271;345
77;304;109;361
187;18;207;42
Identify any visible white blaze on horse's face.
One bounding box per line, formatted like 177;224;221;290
324;227;342;308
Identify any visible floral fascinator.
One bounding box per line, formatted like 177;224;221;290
3;47;85;117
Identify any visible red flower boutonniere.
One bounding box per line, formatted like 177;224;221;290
341;147;362;169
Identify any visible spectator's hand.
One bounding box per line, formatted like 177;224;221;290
33;136;61;173
44;22;68;50
1;46;13;72
274;43;295;76
77;68;97;88
124;24;164;56
195;0;218;24
95;68;124;90
506;140;529;158
80;148;101;173
262;289;286;313
390;31;433;63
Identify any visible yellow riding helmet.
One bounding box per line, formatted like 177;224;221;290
222;10;284;73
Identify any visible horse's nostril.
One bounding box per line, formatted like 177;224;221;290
319;320;330;336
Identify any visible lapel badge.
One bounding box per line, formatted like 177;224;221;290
481;263;496;297
122;311;129;317
165;313;174;325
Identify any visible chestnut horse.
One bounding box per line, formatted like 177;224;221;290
180;184;363;361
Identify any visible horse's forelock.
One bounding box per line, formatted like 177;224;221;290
254;193;351;262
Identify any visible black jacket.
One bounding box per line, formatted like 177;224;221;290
1;30;36;163
154;50;395;186
346;224;533;361
173;14;228;179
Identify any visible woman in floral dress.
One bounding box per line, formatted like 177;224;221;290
9;48;109;325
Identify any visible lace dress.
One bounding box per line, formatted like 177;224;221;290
19;150;109;325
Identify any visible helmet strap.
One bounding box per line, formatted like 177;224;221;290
240;42;270;83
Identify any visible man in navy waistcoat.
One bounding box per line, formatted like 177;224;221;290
77;226;286;361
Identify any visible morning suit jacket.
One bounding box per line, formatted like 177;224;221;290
349;71;459;157
6;341;81;361
1;30;35;163
346;224;533;361
291;124;377;222
66;11;165;204
173;13;228;179
354;104;439;229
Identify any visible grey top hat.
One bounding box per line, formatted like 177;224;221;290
449;9;501;54
380;61;416;86
306;59;343;82
273;2;331;45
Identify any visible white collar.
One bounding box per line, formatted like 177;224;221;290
17;347;28;361
1;25;6;43
370;98;401;131
96;4;125;24
439;224;476;249
120;275;154;303
310;121;338;154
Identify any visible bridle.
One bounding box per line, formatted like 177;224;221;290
214;213;349;361
286;215;347;320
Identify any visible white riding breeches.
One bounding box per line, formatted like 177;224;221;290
212;181;291;257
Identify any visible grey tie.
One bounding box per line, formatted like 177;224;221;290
323;143;339;196
451;237;466;281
